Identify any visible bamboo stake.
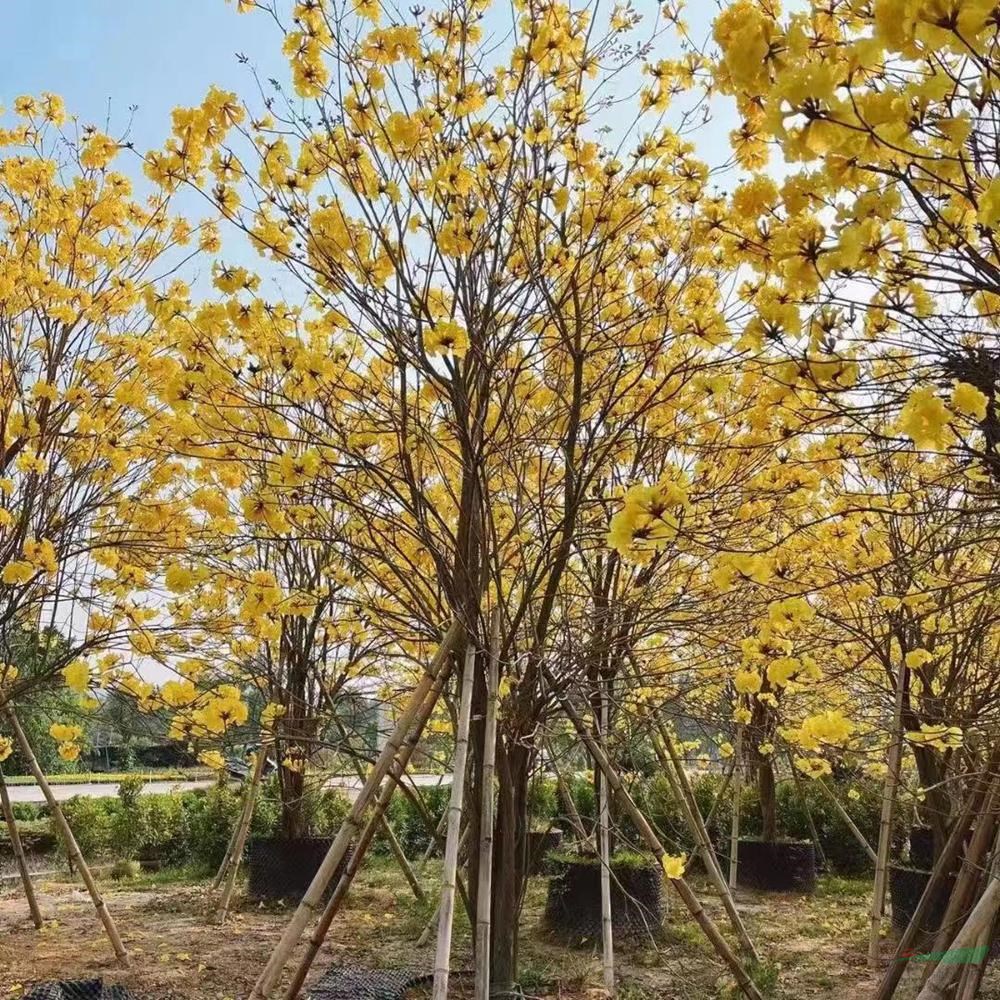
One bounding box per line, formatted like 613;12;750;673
282;680;445;1000
544;670;763;1000
598;680;615;997
550;750;592;847
251;620;461;999
217;744;268;923
705;749;739;828
925;781;999;965
329;705;425;902
0;764;42;928
416;824;471;947
432;644;477;1000
955;827;1000;1000
729;725;743;890
474;608;500;1000
4;709;128;964
874;777;986;1000
212;804;244;891
657;724;759;960
817;778;877;864
868;657;909;968
914;878;1000;1000
788;754;826;870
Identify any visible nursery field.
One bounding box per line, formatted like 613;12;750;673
0;861;940;1000
6;0;1000;998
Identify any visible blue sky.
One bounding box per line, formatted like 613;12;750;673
0;2;734;166
0;2;283;153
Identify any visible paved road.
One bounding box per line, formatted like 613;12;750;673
6;772;452;804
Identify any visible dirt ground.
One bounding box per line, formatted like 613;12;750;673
1;861;996;999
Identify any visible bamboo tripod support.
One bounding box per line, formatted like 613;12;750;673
729;725;743;890
5;708;128;964
432;645;477;1000
251;620;461;998
869;658;908;967
0;763;42;928
543;670;763;1000
217;744;268;923
598;682;615;997
914;877;1000;1000
874;776;988;1000
817;778;877;864
329;702;426;902
473;608;500;1000
282;674;449;1000
655;723;759;961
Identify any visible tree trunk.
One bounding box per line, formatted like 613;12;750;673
474;609;500;1000
490;736;530;992
759;759;777;844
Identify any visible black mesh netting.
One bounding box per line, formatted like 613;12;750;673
23;982;138;1000
544;858;663;942
306;967;426;999
246;837;353;903
306;967;474;1000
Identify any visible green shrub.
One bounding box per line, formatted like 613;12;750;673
11;801;44;822
388;783;450;857
111;775;147;860
136;793;190;865
53;795;118;857
309;788;352;837
527;777;558;827
181;781;243;872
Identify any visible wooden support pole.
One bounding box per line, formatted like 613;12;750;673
432;644;476;1000
705;749;739;828
329;705;426;903
549;749;592;847
474;608;500;1000
914;878;1000;1000
252;620;461;999
874;777;986;1000
217;745;268;923
598;680;615;997
5;709;128;964
869;658;908;968
544;670;763;1000
282;679;445;1000
788;754;826;871
416;824;471;948
212;802;244;891
0;764;42;928
926;781;1000;966
729;725;743;890
656;723;759;961
817;778;877;864
328;719;427;903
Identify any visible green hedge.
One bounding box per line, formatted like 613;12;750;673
46;776;355;873
28;769;895;879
